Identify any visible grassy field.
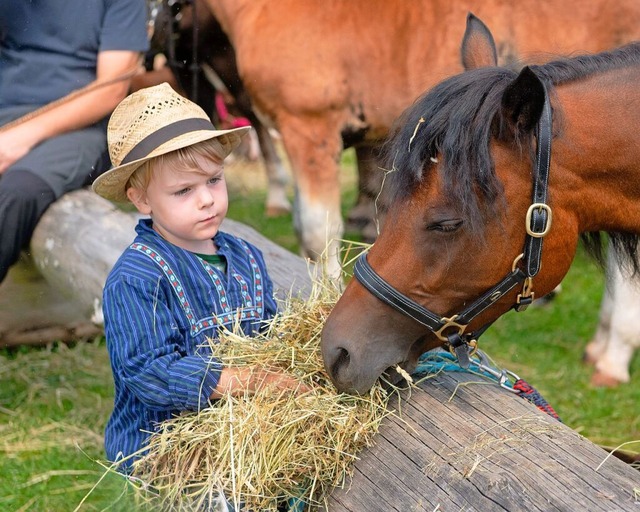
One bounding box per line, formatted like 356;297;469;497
0;149;638;511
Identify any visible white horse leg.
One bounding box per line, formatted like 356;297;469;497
584;254;615;365
589;247;639;386
590;263;639;386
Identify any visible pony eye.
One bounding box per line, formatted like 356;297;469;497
427;219;463;232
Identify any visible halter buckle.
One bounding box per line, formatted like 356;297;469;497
516;277;535;311
525;203;553;238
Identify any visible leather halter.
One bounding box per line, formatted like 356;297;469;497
354;86;553;368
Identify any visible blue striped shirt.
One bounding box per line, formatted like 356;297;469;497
103;219;278;470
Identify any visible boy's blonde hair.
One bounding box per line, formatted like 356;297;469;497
126;138;226;192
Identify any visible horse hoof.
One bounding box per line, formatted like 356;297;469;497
589;371;622;388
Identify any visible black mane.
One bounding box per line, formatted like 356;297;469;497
382;42;640;272
531;42;640;84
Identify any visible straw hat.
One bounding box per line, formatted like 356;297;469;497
92;82;250;202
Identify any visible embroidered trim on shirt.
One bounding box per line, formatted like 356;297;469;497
131;242;200;328
131;242;264;336
233;239;264;315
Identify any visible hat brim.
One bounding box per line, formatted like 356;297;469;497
92;126;251;203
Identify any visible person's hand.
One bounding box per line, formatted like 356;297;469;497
256;369;312;395
0;124;38;174
211;367;311;399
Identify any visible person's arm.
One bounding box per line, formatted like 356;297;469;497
105;272;224;412
0;50;140;174
106;274;308;408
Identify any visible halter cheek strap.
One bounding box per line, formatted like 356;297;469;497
353;86;553;368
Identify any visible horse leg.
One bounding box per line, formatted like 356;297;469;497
584;246;617;366
584;283;613;366
345;144;387;243
589;257;639;386
253;122;291;217
277;114;344;279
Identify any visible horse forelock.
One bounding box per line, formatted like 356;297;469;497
382;67;518;233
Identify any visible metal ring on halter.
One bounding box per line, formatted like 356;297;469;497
434;315;468;342
512;253;525;271
448;338;478;358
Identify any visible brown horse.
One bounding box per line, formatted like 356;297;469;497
204;0;640;277
320;17;640;394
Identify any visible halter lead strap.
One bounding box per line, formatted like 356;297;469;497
353;86;553;368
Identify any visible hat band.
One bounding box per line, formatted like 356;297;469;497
120;118;216;165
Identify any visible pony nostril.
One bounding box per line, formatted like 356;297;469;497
331;347;350;379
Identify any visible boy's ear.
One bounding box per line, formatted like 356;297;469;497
126;187;152;215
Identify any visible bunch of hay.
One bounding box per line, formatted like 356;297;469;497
129;280;393;511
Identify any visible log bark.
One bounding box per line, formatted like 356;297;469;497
324;371;640;512
0;188;313;347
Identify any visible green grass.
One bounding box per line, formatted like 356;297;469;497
0;342;143;511
1;149;638;510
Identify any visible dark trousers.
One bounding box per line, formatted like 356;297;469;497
0;170;56;283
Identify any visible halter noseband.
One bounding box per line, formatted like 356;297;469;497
354;86;553;369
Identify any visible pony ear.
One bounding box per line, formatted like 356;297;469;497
500;66;546;135
460;13;498;70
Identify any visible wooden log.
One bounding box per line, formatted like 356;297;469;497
0;188;313;347
324;371;640;511
0;256;104;345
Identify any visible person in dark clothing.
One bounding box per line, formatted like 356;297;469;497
0;0;149;283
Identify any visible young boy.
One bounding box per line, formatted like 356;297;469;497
93;83;303;472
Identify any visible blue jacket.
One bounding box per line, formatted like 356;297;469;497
103;219;278;470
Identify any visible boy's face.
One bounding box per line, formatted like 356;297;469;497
127;153;229;254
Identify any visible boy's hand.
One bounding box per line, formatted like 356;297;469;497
210;367;311;399
258;370;311;393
